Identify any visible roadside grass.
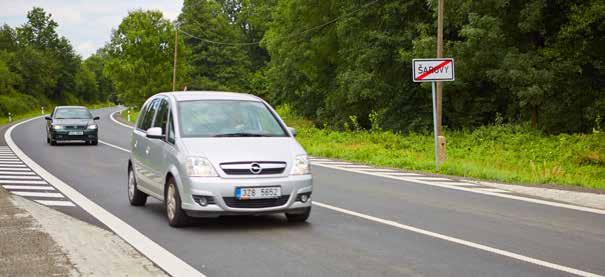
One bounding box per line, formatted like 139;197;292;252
276;106;605;190
119;109;139;123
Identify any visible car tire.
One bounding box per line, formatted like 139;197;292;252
286;207;311;223
91;139;98;146
128;168;147;206
50;139;57;146
165;178;190;227
46;137;50;144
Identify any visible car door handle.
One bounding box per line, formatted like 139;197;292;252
134;140;138;148
145;146;150;155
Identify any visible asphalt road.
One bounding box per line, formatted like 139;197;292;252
7;107;605;277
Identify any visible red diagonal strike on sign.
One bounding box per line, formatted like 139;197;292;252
416;60;451;80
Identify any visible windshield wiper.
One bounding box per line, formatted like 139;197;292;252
213;132;272;137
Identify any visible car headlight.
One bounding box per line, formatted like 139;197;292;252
53;125;64;130
290;155;310;175
87;124;98;130
185;157;218;177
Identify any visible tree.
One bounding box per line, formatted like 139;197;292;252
104;9;188;107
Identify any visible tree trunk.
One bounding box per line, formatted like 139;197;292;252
531;108;538;129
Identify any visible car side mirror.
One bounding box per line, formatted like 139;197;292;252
288;127;297;137
93;116;100;120
44;116;52;121
146;127;165;139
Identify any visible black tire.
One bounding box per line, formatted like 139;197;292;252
165;178;190;227
128;168;147;206
91;139;98;145
46;137;50;144
50;139;57;146
286;207;311;223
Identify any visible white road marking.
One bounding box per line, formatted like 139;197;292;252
479;188;510;193
2;185;56;190
0;161;24;164
434;182;480;187
386;172;422;176
11;191;64;198
99;139;131;153
0;171;35;175
313;162;605;215
0;175;41;180
309;158;332;162
313;201;601;277
110;109;135;129
6;116;206;277
34;200;76;207
358;168;398;172
412;177;453;182
340;165;371;168
0;167;30;171
0;158;20;161
315;161;353;165
0;179;47;184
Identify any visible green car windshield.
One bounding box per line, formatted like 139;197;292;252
178;100;287;138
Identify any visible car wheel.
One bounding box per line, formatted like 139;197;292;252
165;178;190;227
91;139;98;146
50;139;57;146
128;168;147;206
46;137;50;144
286;207;311;223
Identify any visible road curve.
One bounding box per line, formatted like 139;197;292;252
6;107;605;277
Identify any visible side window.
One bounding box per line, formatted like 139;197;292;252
153;99;169;135
140;99;158;131
167;114;175;144
136;102;151;130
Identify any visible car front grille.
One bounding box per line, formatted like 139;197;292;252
220;161;287;175
223;195;290;208
64;125;87;130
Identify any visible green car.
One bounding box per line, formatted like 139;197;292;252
45;106;100;145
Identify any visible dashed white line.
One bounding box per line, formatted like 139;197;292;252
313;201;601;277
11;191;64;198
0;179;47;184
0;175;41;180
2;185;56;190
34;200;76;207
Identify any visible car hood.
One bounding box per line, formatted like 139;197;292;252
53;118;94;125
180;137;306;165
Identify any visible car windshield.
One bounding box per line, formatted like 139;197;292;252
54;108;92;119
178;100;288;137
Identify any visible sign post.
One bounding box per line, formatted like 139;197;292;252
413;58;455;170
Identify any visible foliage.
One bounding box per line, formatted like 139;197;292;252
104;10;187;107
0;7;113;117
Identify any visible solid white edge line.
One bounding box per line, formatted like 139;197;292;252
6;116;206;277
34;200;76;207
313;201;601;277
479;188;511;193
110;109;135;129
313;162;605;215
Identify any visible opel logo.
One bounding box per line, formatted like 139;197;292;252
250;163;262;174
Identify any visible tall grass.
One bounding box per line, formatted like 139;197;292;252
277;105;605;190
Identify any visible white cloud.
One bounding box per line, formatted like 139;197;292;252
0;0;183;58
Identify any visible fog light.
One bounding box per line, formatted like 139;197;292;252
300;194;309;203
198;196;208;206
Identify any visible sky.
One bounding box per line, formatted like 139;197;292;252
0;0;183;58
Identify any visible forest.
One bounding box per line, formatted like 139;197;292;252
2;0;603;135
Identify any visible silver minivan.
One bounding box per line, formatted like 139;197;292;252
127;91;312;227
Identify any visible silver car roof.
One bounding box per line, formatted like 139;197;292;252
159;91;262;102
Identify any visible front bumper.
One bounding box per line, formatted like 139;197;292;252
180;174;313;217
51;129;98;141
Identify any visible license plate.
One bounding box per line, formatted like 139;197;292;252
68;131;83;135
236;186;281;200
